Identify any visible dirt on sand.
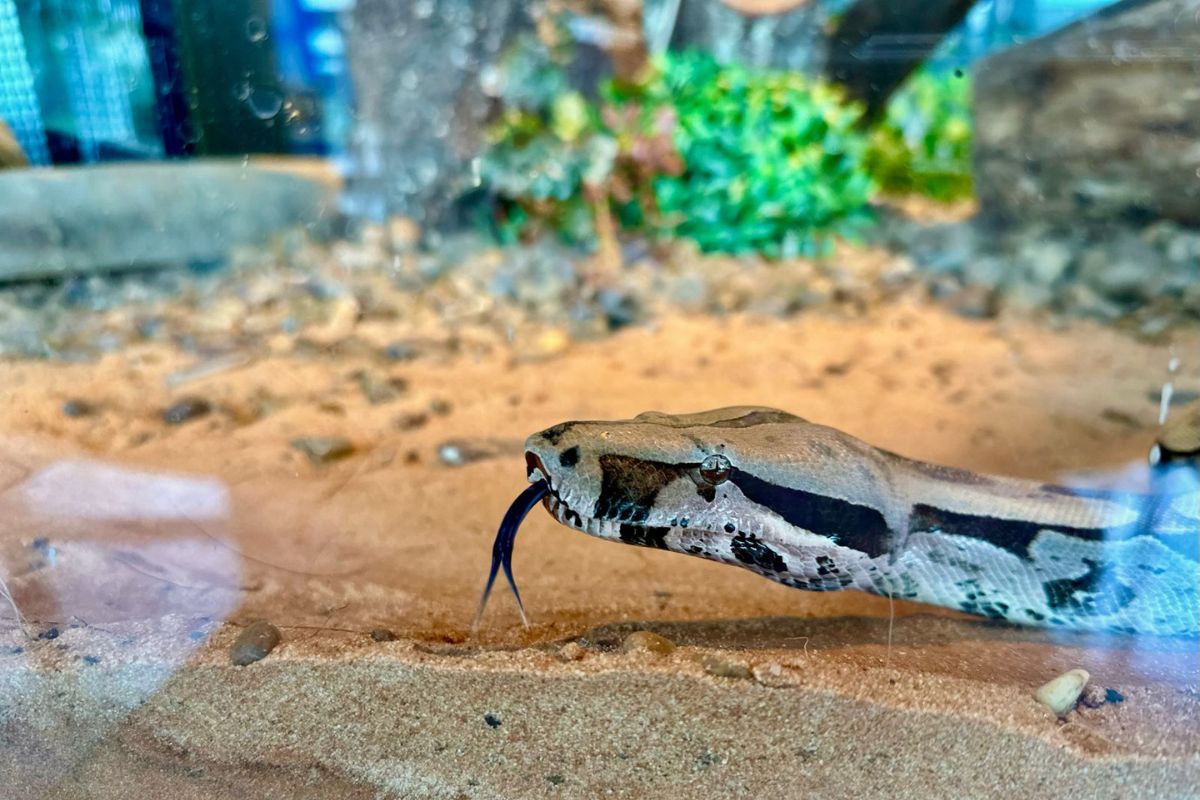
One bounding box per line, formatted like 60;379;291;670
1;303;1198;799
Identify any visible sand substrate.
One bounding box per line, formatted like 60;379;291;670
1;303;1197;798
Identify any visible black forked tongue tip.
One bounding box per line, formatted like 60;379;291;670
472;479;550;633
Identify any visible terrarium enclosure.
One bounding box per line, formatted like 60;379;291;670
0;0;1198;797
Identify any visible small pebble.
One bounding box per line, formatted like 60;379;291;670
369;628;397;642
429;398;453;416
230;620;282;666
291;436;355;464
352;370;407;405
436;438;521;466
558;642;586;661
1034;668;1090;717
483;713;501;729
621;630;676;656
545;774;565;786
62;399;98;418
82;655;100;665
394;411;429;430
162;396;213;425
39;627;60;641
1079;684;1106;709
697;653;752;680
1105;688;1125;704
382;341;419;362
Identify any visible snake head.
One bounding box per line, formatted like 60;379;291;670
522;407;814;540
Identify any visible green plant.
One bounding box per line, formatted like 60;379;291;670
866;67;973;202
479;46;878;257
631;51;875;258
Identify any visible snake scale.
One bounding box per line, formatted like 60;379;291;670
478;406;1199;637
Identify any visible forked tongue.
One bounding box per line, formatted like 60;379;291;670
472;479;550;631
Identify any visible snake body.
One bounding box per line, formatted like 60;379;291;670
506;406;1199;637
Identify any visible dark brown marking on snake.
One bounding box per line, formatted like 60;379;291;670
558;446;580;468
619;524;670;550
538;423;575;445
594;455;691;523
731;534;788;572
1043;559;1136;616
910;504;1114;559
729;470;892;558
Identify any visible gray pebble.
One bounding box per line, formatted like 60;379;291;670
230;620;281;666
291;436;356;464
394;411;429;430
162;396;213;425
62;399;99;418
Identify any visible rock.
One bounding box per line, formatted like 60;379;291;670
382;340;420;362
1077;235;1162;302
1017;238;1073;286
369;628;397;642
974;1;1200;228
394;411;430;430
0;162;337;281
436;438;522;466
162;397;213;425
1061;283;1126;321
596;288;642;330
697;653;752;680
230;620;282;666
1000;281;1055;312
1034;668;1090;717
291;436;356;464
1078;684;1107;709
61;399;99;418
944;284;997;319
352;370;407;405
558;642;586;661
909;223;975;274
961;255;1009;289
621;630;676;656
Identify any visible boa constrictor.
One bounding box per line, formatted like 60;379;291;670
478;406;1199;637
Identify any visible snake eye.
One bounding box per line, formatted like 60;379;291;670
699;453;732;485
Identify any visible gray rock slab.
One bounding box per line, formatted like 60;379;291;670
0;161;339;282
974;0;1200;228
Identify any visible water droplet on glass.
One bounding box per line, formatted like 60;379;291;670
248;86;284;120
246;16;268;43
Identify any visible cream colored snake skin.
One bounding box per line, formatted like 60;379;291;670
485;406;1199;637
